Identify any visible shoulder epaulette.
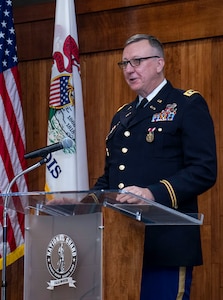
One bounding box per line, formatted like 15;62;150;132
117;103;128;112
183;89;200;97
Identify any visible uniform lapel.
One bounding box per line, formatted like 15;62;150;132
119;99;138;127
122;82;172;127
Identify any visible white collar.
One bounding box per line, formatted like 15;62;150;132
139;78;167;103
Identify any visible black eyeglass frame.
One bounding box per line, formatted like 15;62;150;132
117;56;160;69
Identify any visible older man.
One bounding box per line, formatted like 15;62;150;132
94;34;217;299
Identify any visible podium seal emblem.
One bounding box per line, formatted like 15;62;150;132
46;233;77;290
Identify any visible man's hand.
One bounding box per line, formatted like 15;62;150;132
116;186;155;204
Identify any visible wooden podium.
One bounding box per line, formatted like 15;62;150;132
103;206;145;300
1;190;203;300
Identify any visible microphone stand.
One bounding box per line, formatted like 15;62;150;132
1;157;48;300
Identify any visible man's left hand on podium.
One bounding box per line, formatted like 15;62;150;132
116;186;155;204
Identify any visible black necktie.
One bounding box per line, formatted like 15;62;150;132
137;98;148;109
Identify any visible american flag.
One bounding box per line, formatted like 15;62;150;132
49;75;72;108
0;0;28;268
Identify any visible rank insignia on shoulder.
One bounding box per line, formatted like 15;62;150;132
183;89;200;97
117;103;128;112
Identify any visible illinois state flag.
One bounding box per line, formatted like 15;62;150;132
0;0;28;268
45;0;89;191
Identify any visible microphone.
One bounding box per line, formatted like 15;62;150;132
24;138;74;159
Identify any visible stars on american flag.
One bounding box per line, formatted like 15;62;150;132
0;0;18;72
0;0;28;265
49;75;73;108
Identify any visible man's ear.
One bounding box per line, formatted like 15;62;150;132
157;57;165;73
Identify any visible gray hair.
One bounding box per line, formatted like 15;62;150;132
125;34;164;58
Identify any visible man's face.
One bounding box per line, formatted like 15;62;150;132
122;39;164;97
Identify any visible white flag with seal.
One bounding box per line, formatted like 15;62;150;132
45;0;89;192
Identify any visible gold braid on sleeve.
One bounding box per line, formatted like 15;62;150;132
88;193;100;204
160;179;178;209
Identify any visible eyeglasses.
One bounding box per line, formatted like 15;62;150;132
117;56;160;69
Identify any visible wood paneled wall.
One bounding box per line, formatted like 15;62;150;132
1;0;222;299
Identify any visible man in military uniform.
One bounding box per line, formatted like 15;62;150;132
93;34;217;299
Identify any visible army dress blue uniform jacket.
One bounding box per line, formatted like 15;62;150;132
94;81;217;267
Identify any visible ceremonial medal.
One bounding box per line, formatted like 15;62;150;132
146;127;156;143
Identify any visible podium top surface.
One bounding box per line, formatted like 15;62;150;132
0;190;203;225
